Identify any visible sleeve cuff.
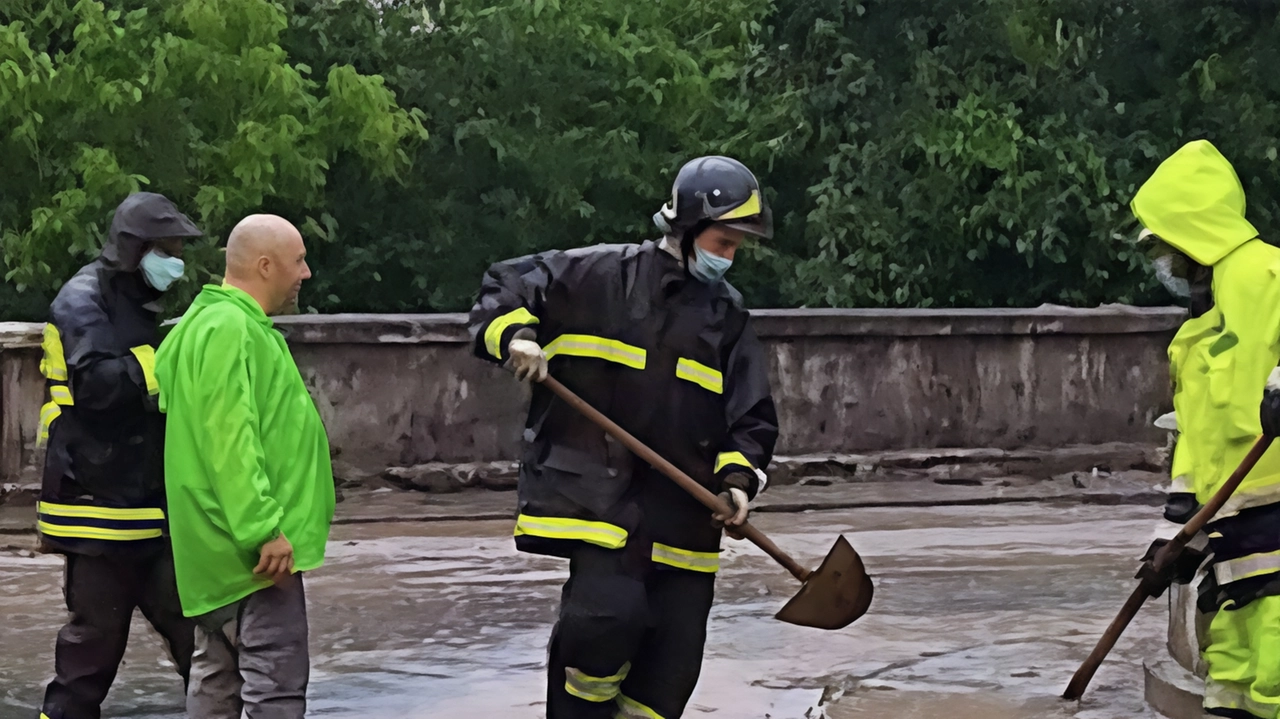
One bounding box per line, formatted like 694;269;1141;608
481;308;540;362
715;451;755;476
129;345;160;396
715;451;766;498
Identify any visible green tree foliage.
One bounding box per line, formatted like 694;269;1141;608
0;0;424;317
3;0;1280;317
283;0;778;312
754;0;1280;308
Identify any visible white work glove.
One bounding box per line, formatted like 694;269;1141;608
507;338;548;382
713;488;749;524
712;472;751;540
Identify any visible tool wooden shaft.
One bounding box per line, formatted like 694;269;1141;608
1061;583;1153;700
1063;435;1274;700
542;376;811;583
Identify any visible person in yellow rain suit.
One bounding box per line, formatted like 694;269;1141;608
1133;139;1280;719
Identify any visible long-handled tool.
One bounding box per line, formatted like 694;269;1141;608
1063;435;1274;700
541;376;873;630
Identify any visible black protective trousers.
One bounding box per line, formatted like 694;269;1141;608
546;544;717;719
40;543;194;719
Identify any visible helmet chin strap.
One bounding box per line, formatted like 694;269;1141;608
680;220;714;257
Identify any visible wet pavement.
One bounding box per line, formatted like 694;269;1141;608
0;500;1174;718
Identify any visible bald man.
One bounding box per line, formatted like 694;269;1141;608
155;215;334;719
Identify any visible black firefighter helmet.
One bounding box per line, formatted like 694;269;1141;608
653;156;773;242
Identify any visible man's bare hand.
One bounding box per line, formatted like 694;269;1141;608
253;532;294;584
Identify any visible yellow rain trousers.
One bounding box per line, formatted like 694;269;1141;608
1134;139;1280;718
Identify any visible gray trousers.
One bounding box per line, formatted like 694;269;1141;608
187;573;310;719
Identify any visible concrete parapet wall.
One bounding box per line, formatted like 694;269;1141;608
1;306;1185;483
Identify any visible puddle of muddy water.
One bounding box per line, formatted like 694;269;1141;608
2;504;1173;718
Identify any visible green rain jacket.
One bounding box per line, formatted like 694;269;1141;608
155;284;335;617
1133;139;1280;514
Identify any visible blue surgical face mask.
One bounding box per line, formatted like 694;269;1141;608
139;249;185;292
690;244;732;283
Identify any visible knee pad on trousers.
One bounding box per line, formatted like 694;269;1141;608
558;573;648;673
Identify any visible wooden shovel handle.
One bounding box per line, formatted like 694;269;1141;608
1063;434;1274;700
1061;582;1153;700
541;376;811;583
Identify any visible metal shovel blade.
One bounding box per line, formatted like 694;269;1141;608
774;535;873;630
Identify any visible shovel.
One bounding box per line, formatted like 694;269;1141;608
541;376;873;630
1063;434;1274;700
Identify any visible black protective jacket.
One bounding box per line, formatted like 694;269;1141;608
470;240;778;573
38;193;201;555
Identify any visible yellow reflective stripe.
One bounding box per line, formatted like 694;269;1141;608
129;345;159;396
615;694;666;719
544;334;646;370
1218;483;1280;520
565;662;630;702
676;358;723;394
714;451;753;474
41;324;68;381
49;384;74;406
38;502;166;521
651;542;720;573
1205;678;1275;719
38;401;62;445
514;514;628;549
37;521;163;541
484;308;540;359
566;680;617;702
1213;549;1280;585
715;189;762;221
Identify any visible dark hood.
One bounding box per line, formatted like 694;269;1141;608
101;192;203;271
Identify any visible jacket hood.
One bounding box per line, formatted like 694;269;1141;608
1131;140;1259;266
102;192;202;271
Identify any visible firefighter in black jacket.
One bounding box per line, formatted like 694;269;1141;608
36;192;202;719
471;156;779;719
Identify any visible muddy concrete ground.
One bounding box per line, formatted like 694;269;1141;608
0;501;1172;718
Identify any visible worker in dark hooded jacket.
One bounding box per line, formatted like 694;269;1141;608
36;192;202;719
470;156;779;719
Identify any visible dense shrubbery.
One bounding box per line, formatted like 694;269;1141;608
0;0;424;316
4;0;1279;318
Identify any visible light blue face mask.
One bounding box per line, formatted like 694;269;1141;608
139;249;185;292
690;244;732;283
